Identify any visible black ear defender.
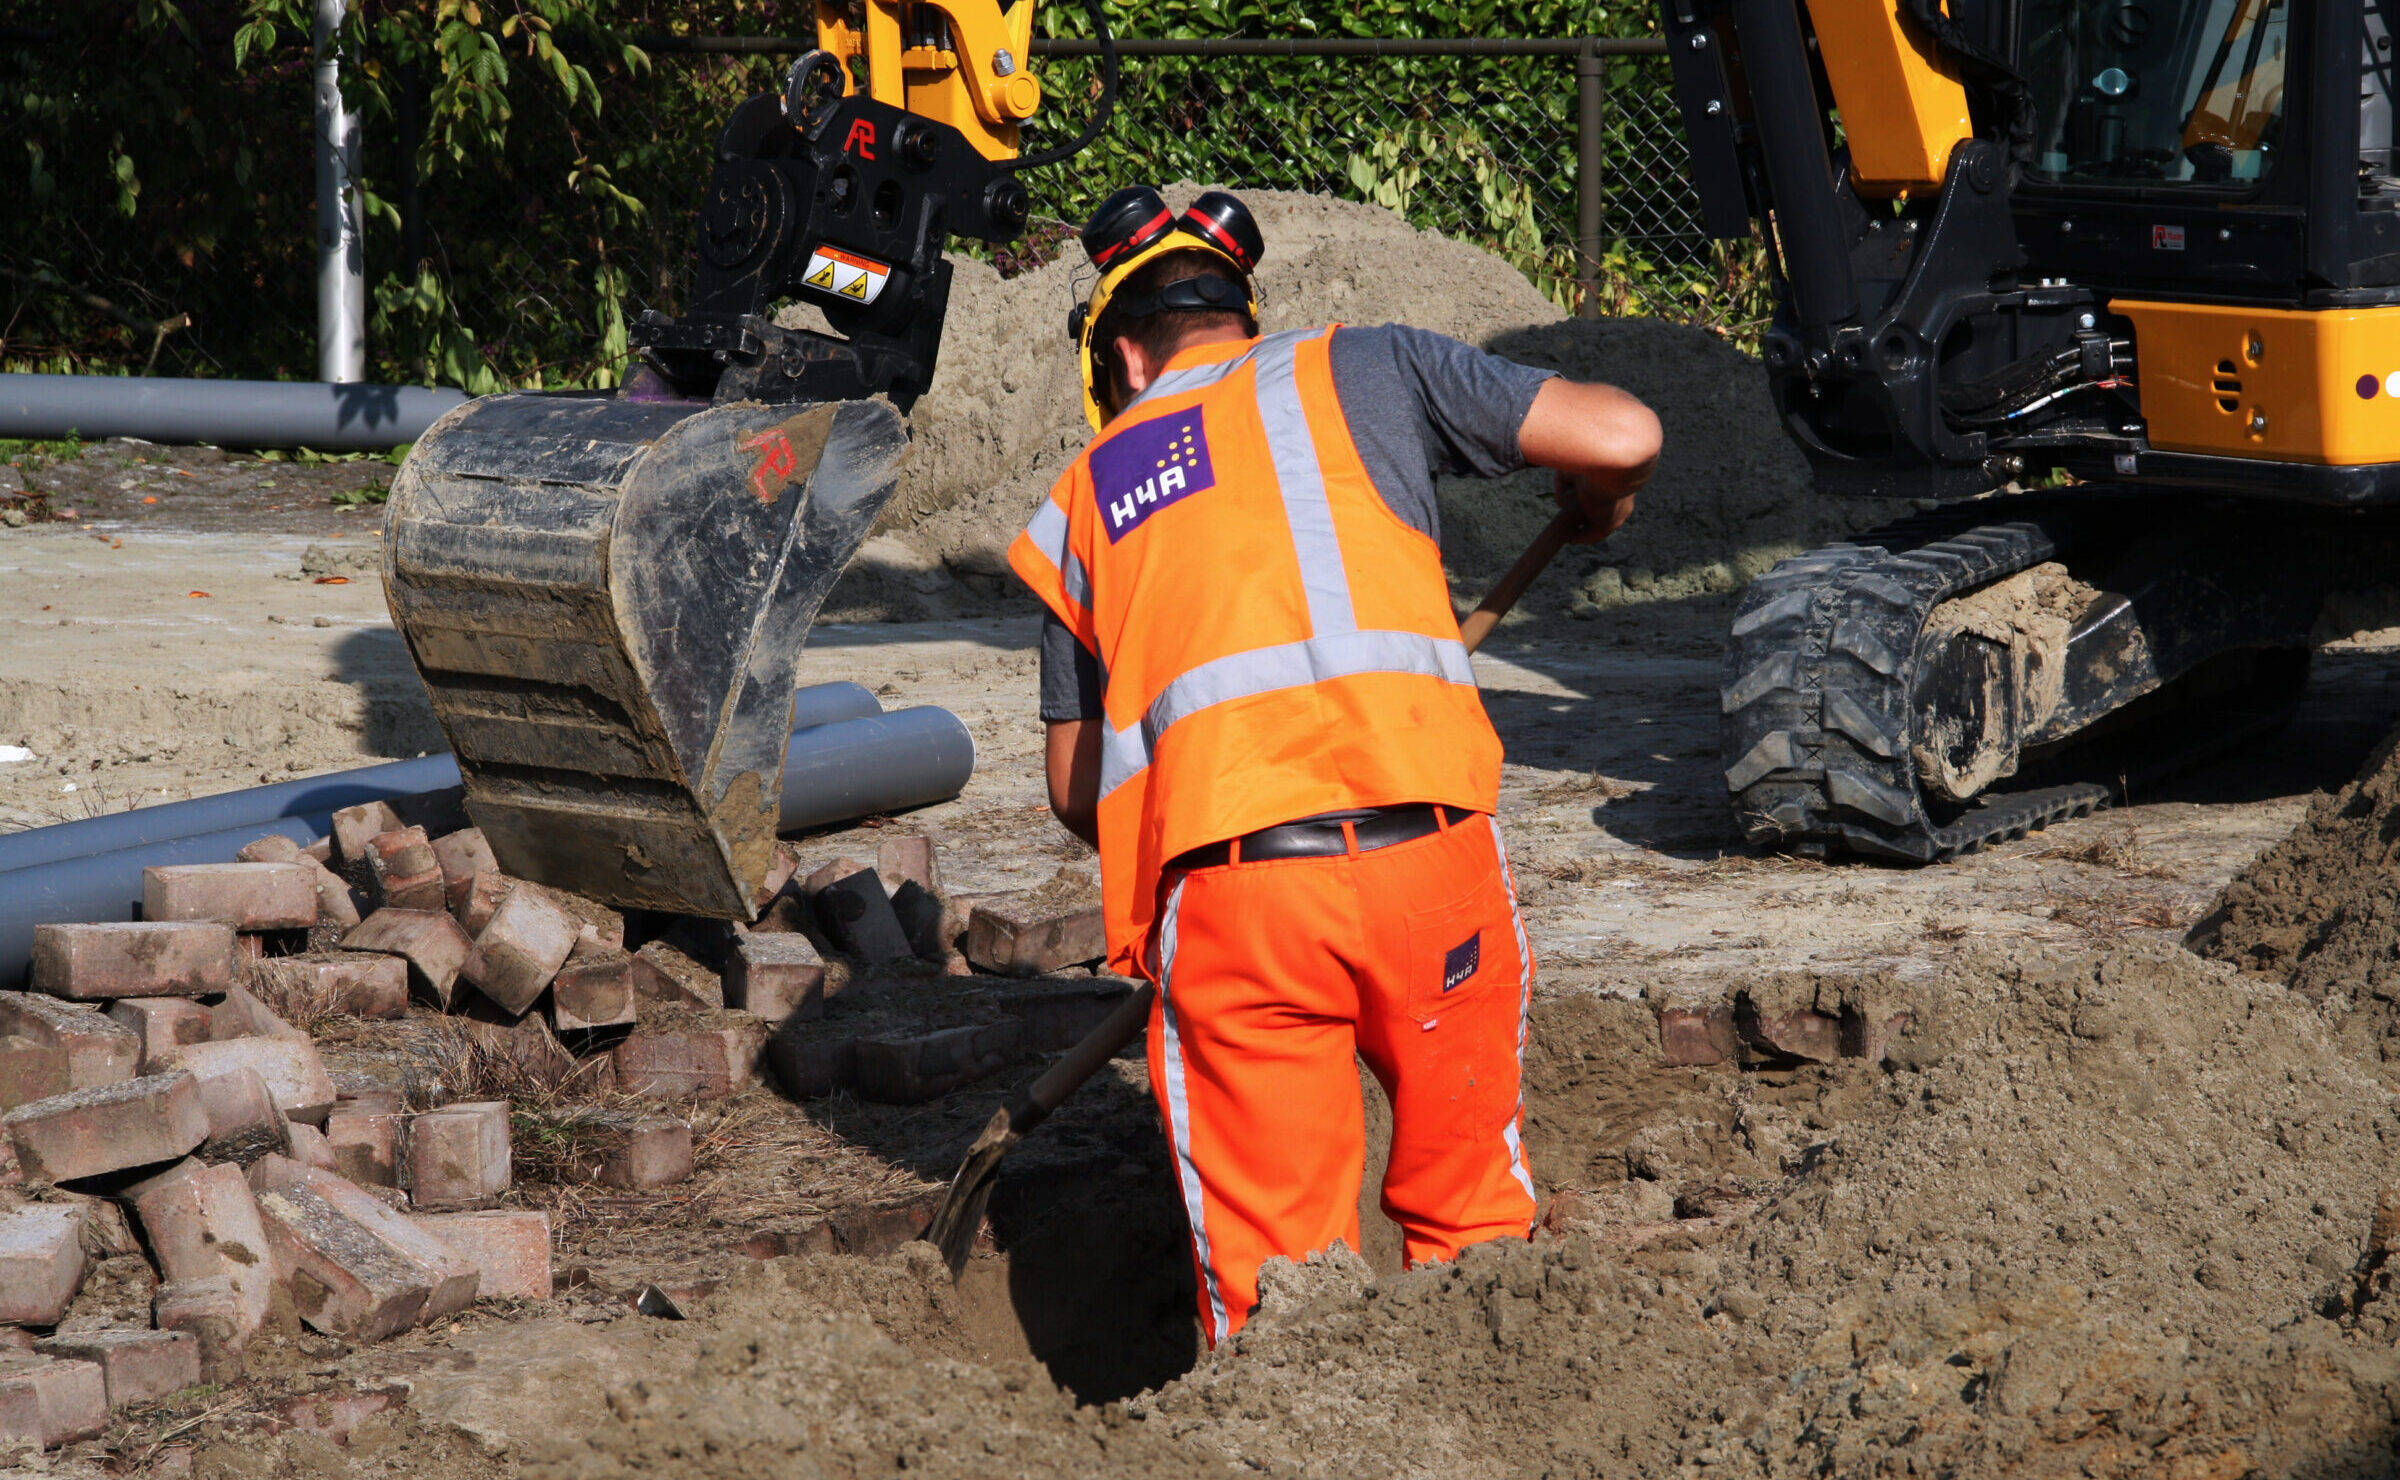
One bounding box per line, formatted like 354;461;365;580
1177;190;1265;272
1081;186;1176;270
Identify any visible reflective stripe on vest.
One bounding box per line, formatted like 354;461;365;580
1098;628;1477;799
1020;497;1092;610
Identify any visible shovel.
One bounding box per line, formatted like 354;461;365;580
922;505;1593;1276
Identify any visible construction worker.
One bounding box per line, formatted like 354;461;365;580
1008;186;1660;1344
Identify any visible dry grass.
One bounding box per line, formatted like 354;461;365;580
2036;823;2182;881
239;964;345;1035
2037;877;2189;940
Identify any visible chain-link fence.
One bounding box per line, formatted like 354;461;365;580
2;30;1742;391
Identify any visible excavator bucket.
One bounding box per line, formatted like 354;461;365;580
380;391;906;920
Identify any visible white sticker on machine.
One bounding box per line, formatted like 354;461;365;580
801;245;892;304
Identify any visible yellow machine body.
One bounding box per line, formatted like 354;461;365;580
2114;300;2400;465
1802;0;1972;197
815;0;1043;160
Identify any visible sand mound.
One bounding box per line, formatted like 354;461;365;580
2191;726;2400;1077
810;188;1851;622
525;941;2400;1479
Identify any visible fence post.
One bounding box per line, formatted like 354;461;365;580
1576;38;1605;320
314;0;366;383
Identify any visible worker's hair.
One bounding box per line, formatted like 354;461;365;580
1095;251;1255;401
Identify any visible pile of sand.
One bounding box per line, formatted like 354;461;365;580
521;940;2400;1479
2191;726;2400;1078
812;188;1848;622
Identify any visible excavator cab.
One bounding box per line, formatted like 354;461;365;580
384;0;1109;917
1666;0;2400;858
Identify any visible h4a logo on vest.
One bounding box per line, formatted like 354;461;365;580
1093;411;1216;543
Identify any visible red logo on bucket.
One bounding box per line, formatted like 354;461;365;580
737;427;799;504
2153;224;2186;251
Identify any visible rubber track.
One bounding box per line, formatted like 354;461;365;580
1720;515;2112;862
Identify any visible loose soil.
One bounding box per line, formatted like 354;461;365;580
12;191;2400;1477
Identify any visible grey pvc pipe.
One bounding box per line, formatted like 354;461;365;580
0;681;884;878
778;706;977;833
0;686;953;987
0;755;462;878
0;375;468;451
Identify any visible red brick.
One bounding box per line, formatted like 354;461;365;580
34;1330;199;1409
427;828;496;913
408;1210;549;1301
630;942;722;1010
128;1160;276;1363
30;923;236;1001
967;899;1106;977
725;934;827;1025
341;909;471;1009
301;837;334;865
207;984;306;1044
551;892;625;955
236;835;302;865
0;995;138;1090
167;1037;335;1124
1743;1007;1841;1064
330;801;402;869
249;1157;478;1335
142;863;316;932
0;1037;68;1112
108;999;215;1074
363;827;445;913
818;870;913;963
404;1101;510;1208
1657;1004;1736;1068
555;1110;692;1189
286;1121;338;1173
5;1072;208;1182
151;1276;247;1383
242;953;408;1022
0;1204;87;1326
455;870;510;937
611;1020;768;1101
0;1354;105;1446
874;834;939;895
802;856;869;897
190;1065;288;1164
764;1018;853;1100
550;951;636;1034
310;859;363;929
754;841;803;912
459;884;577;1017
323;1105;399;1188
853;1022;1024;1104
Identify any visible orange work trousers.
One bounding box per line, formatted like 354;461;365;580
1143;809;1538;1345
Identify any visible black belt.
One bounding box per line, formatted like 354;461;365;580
1166;804;1480;871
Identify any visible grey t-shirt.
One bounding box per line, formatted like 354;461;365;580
1038;323;1557;722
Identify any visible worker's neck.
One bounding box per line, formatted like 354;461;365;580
1120;327;1253;399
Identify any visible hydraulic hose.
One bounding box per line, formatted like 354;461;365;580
1007;0;1118;169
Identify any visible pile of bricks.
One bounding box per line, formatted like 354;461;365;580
0;801;1117;1448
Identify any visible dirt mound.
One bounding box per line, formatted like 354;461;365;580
811;187;1852;623
521;942;2400;1479
2192;726;2400;1075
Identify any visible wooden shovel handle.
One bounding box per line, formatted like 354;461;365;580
1459;507;1590;655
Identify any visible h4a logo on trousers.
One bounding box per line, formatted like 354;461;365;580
1092;409;1216;542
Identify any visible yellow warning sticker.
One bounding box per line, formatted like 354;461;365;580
800;245;890;306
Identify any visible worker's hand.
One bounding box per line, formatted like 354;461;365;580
1556;471;1637;544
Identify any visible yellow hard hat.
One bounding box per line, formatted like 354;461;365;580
1070;187;1264;429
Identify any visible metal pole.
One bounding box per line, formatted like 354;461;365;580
314;0;366;383
1577;38;1606;320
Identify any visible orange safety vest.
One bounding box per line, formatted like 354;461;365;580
1008;327;1504;973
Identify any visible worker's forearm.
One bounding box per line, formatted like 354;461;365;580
1518;378;1663;491
1045;720;1101;848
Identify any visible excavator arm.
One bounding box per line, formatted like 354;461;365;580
381;1;1112;918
